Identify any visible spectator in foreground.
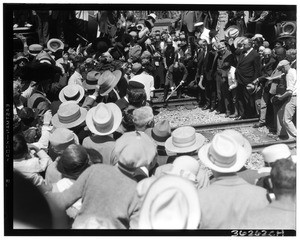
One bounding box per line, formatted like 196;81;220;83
255;143;293;201
138;175;201;229
47;163;141;229
111;131;158;182
241;158;296;229
13;133;52;188
197;132;269;229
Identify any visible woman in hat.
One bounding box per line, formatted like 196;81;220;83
51;144;93;221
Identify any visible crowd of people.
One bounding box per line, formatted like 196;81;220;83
11;9;296;230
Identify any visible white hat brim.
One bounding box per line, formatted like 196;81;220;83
51;107;87;129
194;22;204;27
165;133;205;154
138;175;201;229
85;103;122;136
233;37;247;49
59;84;85;103
47;38;64;53
99;70;122;96
198;143;248;173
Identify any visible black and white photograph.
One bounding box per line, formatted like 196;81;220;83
2;1;297;236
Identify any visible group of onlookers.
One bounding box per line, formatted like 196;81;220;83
12;9;296;230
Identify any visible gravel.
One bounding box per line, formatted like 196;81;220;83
154;106;270;170
154;106;232;128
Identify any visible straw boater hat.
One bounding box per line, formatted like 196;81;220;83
85;102;122;136
47;38;64;53
165;126;205;153
51;101;87;129
224;25;240;39
82;70;101;90
138;175;201;229
98;70;122;96
198;133;248;173
28;44;43;56
233;36;247;48
13;55;29;64
59;84;85;103
262;144;292;164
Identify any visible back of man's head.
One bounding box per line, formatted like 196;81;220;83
271;159;296;197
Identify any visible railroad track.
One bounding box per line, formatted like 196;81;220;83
168;118;296;153
151;92;296;153
191;118;296;153
151;88;198;108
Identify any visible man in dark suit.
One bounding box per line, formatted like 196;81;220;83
252;48;277;128
194;39;217;110
235;38;261;119
215;41;236;116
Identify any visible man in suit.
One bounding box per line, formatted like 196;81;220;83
235;38;261;119
197;131;269;229
215;41;235;116
164;61;188;102
252;48;277;128
194;39;217;110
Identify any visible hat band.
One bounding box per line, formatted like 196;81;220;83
173;136;196;148
58;108;81;124
64;91;81;101
93;114;114;134
152;129;170;143
86;78;98;85
208;145;237;168
29;50;41;54
100;78;116;94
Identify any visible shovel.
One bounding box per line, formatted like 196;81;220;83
165;82;183;102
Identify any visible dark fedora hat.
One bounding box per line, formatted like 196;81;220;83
92;37;111;54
